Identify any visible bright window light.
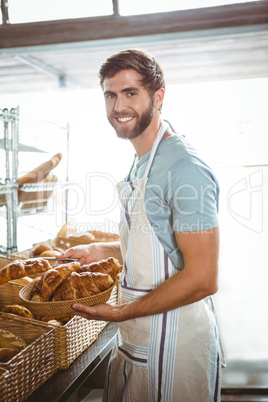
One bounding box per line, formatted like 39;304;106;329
8;0;113;23
119;0;260;16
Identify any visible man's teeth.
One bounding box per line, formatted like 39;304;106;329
117;117;133;122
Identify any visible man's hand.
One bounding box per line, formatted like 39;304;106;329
72;302;127;322
56;241;123;266
56;245;95;265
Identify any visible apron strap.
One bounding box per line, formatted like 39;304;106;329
144;120;169;178
126;120;169;182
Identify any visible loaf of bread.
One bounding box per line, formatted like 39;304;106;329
53;271;114;301
0;259;51;285
78;257;122;280
30;261;80;301
17;153;62;185
0;329;27;350
2;304;35;319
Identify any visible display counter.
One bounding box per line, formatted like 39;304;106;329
26;322;118;402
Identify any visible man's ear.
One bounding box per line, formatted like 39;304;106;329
154;88;165;110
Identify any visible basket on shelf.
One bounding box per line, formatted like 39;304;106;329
18;176;58;212
68;230;119;244
0;314;57;402
10;237;81;260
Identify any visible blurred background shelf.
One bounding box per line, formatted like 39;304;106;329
0;106;70;256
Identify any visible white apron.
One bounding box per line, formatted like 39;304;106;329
103;122;223;402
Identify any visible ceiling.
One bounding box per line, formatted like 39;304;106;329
0;1;268;94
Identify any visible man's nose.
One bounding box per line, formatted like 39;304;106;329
114;97;125;112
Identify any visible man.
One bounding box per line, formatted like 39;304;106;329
60;49;224;401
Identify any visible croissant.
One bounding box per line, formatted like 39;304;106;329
30;261;80;301
2;304;35;319
53;271;114;301
0;258;51;285
30;276;45;302
78;257;122;280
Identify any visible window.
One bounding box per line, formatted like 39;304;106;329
119;0;260;16
7;0;113;24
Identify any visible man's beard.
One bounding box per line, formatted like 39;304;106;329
109;99;154;140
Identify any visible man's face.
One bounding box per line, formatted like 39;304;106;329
103;69;155;140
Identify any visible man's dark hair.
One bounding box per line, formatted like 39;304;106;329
98;49;165;99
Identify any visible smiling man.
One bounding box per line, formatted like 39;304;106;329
103;69;156;142
60;49;224;402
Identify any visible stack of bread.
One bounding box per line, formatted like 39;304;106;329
0;256;121;309
32;243;65;258
29;257;121;302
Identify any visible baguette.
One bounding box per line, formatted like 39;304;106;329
0;259;51;285
17;153;62;185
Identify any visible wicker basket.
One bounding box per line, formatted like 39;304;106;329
68;230;119;245
10;237;81;260
0;314;57;402
52;281;118;370
19;280;117;317
0;367;9;402
0;257;26;307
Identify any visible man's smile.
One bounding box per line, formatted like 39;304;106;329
116;116;134;123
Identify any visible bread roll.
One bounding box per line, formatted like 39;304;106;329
41;313;71;323
33;244;53;256
39;250;58;258
0;259;51;285
46;320;63;327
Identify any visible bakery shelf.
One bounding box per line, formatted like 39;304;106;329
0;138;46;153
0;106;71;257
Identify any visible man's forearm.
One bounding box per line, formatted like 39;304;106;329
115;267;217;321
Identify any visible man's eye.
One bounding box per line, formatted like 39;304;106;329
128;92;136;97
105;94;115;100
